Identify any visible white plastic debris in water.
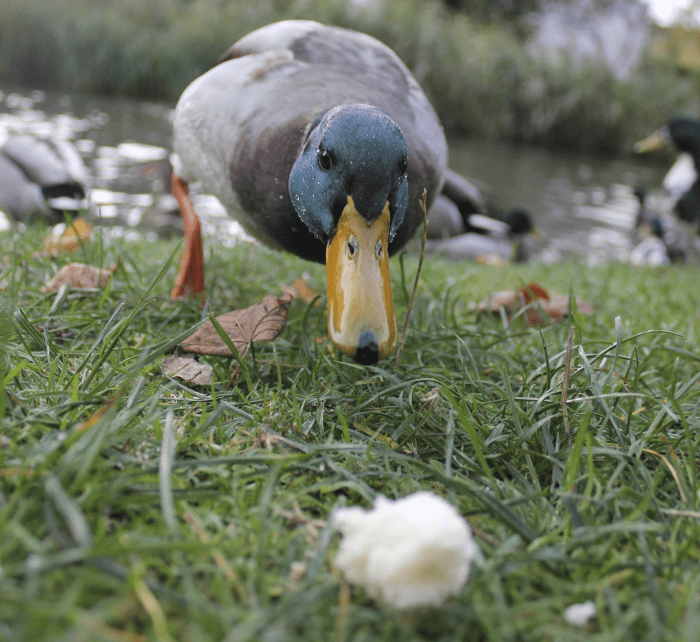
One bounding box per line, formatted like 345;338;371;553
564;600;596;626
331;491;477;609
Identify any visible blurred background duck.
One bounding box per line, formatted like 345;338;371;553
0;134;89;224
630;215;675;266
425;168;536;262
631;185;690;264
634;116;700;230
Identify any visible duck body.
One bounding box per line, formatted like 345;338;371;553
424;232;517;263
632;186;691;263
172;20;447;363
173;20;446;263
0;134;89;223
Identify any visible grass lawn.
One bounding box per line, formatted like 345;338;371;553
1;224;700;641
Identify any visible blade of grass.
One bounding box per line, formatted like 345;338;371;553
159;409;178;536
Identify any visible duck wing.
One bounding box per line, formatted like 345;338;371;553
173;20;447;259
1;135;86;199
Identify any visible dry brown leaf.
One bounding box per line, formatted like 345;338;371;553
476;253;509;267
281;278;322;307
41;218;92;256
360;425;399;448
41;262;118;293
73;391;122;435
162;355;214;385
292;277;321;306
476;281;594;326
180;293;293;357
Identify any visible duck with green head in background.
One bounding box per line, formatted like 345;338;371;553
634;116;700;229
425;167;535;263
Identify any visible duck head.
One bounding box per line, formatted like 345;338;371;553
503;209;533;236
666;117;700;158
289;105;409;364
634;116;700;160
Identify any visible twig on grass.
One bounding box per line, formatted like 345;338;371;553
396;189;428;367
562;325;574;445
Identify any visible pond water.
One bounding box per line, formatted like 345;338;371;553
448;137;668;263
0;86;670;264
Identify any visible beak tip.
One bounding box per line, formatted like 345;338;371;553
353;330;380;365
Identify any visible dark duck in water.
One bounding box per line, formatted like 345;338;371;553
425;168;535;262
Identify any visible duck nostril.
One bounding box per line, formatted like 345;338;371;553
354;330;379;365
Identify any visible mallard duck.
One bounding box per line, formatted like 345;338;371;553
0;134;89;223
426;168;490;239
424;210;534;263
634;116;700;227
426;168;535;261
629;219;671;266
631;186;690;264
171;20;448;364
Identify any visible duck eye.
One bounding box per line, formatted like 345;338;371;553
348;236;359;257
318;148;332;171
398;158;407;176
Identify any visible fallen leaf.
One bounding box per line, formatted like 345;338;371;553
73;390;122;435
360;425;399;448
475;281;594;326
180;293;293;357
42;218;92;256
41;262;118;293
281;278;322;307
476;253;509;267
519;282;551;304
162;355;214;385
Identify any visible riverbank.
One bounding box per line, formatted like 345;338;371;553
1;228;699;640
2;0;699;156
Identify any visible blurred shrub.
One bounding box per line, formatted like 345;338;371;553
1;0;699;155
441;0;542;24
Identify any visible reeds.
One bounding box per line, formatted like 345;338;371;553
2;0;699;154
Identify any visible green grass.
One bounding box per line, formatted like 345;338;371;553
1;224;700;641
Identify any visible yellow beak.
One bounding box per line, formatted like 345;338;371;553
326;196;397;364
633;129;666;154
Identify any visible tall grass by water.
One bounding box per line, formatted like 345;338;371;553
2;0;700;155
1;224;700;640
